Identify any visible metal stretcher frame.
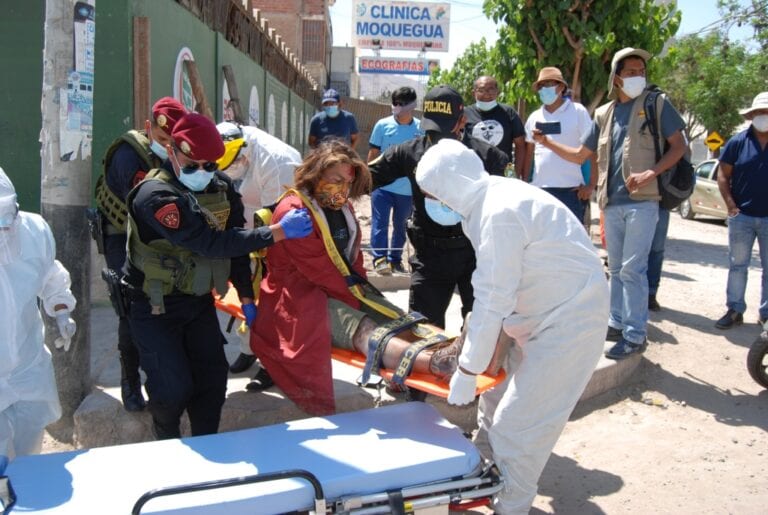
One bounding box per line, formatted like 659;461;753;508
214;287;506;398
4;403;503;514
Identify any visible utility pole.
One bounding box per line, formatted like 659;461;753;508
40;0;94;439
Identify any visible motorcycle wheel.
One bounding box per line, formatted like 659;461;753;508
746;331;768;389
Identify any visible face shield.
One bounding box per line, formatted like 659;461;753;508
216;138;248;178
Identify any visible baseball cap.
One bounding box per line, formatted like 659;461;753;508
322;89;341;104
607;47;652;99
421;85;464;134
172;113;225;162
152;97;187;133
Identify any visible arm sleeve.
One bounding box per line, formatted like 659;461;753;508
107;143;148;200
660;98;686;139
349;113;359;134
133;181;275;259
369;146;412;189
38;225;76;316
524;114;535;143
459;216;527;374
719;137;739;165
369;120;384;147
226;186;255;299
581;121;600;152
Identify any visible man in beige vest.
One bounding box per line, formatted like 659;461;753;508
532;47;686;359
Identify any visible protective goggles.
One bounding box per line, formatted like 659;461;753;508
216;138;247;171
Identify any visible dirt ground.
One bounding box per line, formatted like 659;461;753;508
41;198;767;514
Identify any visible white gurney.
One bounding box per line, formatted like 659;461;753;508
2;403;502;514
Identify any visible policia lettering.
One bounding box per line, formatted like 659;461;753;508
96;130;159;233
126;169;231;314
423;100;454;116
286;188;463;385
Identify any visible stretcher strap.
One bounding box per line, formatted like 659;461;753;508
361;312;427;384
391;334;448;386
387;490;407;515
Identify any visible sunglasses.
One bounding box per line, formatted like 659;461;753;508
181;161;218;174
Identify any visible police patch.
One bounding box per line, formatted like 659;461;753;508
155;203;180;229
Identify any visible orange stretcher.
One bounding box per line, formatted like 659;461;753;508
214;287;506;398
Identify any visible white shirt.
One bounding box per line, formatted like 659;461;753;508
524;99;592;188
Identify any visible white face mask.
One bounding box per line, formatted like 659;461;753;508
619;76;646;99
752;114;768;133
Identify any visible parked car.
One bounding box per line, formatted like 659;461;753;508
678;159;728;223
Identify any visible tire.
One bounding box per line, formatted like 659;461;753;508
747;331;768;389
679;199;695;220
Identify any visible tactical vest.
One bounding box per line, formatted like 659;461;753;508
126;168;232;314
96;130;159;233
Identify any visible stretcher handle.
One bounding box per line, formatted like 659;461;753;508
131;468;326;515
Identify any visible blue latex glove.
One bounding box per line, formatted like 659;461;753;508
279;208;313;239
242;302;258;328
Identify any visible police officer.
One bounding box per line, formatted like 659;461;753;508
95;96;186;412
369;85;509;328
123;113;312;440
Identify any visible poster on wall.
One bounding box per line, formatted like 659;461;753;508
60;0;95;161
249;86;260;127
267;95;276;136
173;47;196;112
352;1;450;52
222;80;235;122
281;101;288;142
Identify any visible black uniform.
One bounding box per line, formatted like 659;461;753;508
124;168;275;439
101;136;161;410
369;134;509;327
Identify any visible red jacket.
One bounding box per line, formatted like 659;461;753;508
250;193;367;415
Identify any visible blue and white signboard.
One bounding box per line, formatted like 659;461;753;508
352;1;450;52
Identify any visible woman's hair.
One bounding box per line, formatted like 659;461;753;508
294;139;371;199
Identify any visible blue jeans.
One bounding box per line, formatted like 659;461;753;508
647;207;670;296
542;187;586;224
605;201;659;344
726;212;768;320
370;189;412;263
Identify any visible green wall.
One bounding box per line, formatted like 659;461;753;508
0;2;44;210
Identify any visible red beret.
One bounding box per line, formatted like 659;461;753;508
152;97;186;133
171;113;225;162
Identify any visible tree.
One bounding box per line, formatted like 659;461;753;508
482;0;680;113
427;39;493;104
651;32;767;141
718;0;768;49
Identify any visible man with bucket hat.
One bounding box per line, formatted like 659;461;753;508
123;113;312;439
532;47;687;360
715;91;768;330
369;85;508;334
524;66;594;222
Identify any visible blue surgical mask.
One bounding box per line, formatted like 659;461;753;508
538;86;559;106
150;140;169;160
424;198;462;226
324;106;340;118
475;100;497;112
178;169;215;191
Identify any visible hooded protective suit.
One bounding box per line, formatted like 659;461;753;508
0;168;76;460
415;139;609;514
217;123;301;228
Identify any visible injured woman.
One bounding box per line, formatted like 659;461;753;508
250;140;462;416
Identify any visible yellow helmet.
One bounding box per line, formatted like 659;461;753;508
216;137;246;170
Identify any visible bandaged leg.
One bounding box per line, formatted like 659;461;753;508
350;316;463;381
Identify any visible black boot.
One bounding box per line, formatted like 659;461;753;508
120;357;146;412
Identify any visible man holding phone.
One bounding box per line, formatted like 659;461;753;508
524;67;594;223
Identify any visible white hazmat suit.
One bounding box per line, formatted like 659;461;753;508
415;139;609;514
216;122;301;228
0;168;76;462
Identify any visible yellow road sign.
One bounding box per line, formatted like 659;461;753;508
705;131;724;151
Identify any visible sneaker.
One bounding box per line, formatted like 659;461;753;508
648;294;661;312
606;326;622;342
229;352;256;373
715;309;743;329
390;261;408;274
373;256;391;275
605;337;647;360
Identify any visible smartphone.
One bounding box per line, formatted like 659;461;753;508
73;2;95;73
535;121;561;135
